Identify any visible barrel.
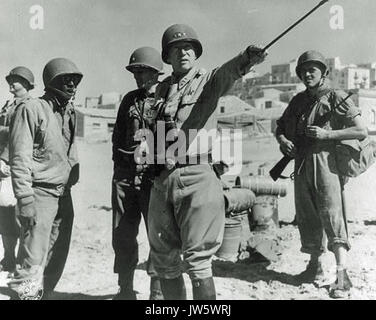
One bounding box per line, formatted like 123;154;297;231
248;196;278;231
216;218;242;262
235;176;288;197
223;188;256;214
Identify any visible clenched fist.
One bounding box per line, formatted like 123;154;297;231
0;160;11;178
305;126;330;140
247;45;268;65
279;137;296;157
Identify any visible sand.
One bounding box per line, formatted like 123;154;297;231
1;136;375;300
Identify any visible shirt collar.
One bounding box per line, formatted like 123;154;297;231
14;92;31;104
171;67;198;91
42;92;74;115
305;81;331;101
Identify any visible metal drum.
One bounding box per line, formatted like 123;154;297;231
235;176;288;197
248;195;279;231
216;217;242;262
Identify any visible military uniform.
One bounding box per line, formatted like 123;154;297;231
276;83;360;255
8;58;82;295
0;66;35;273
112;88;157;288
0;95;31;272
148;50;262;282
8;92;79;293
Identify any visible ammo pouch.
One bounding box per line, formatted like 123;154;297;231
335;137;376;178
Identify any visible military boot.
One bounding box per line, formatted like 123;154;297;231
1;235;18;273
0;257;16;273
160;275;186;300
329;269;353;299
113;271;137;300
192;277;216;300
113;287;137;300
149;277;164;300
297;259;325;284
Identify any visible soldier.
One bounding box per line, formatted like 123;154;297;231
147;24;267;300
112;47;164;300
0;67;34;275
7;58;82;298
275;51;367;298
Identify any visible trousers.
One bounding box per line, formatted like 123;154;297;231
148;164;225;280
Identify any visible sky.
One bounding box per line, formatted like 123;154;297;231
0;0;375;105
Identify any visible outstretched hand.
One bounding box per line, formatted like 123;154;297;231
247;45;268;65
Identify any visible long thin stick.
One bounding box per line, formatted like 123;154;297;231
262;0;329;52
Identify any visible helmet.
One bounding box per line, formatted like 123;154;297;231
126;47;163;74
43;58;83;87
295;50;328;79
5;66;35;89
161;24;203;64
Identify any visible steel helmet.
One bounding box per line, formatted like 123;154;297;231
43;58;83;87
5;66;35;89
295;50;329;79
126;47;164;74
161;24;203;64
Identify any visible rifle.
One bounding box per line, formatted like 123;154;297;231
269;92;354;181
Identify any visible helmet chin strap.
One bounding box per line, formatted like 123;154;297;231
319;68;329;86
46;86;75;105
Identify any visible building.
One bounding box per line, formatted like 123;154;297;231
217;93;287;137
358;62;376;88
327;57;372;90
333;66;370;90
75;107;117;139
271;60;300;84
245;72;273;86
351;89;376;134
217;95;253;114
255;83;305;93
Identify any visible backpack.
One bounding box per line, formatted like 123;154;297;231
335;137;376;178
328;91;376;178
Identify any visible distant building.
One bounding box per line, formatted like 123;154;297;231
327;57;372;90
84;92;122;109
256;83;305;93
271;60;300;84
217;96;253;114
358;62;376;88
217;94;287;136
253;88;282;100
76;107;117;139
351;89;376;134
245;72;273;86
333;66;370;90
252;98;287;111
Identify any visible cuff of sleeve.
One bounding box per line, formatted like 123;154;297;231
18;196;34;207
237;50;255;76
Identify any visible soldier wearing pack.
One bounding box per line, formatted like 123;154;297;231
0;67;34;275
147;24;267;300
112;47;164;300
275;50;368;298
8;58;82;298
